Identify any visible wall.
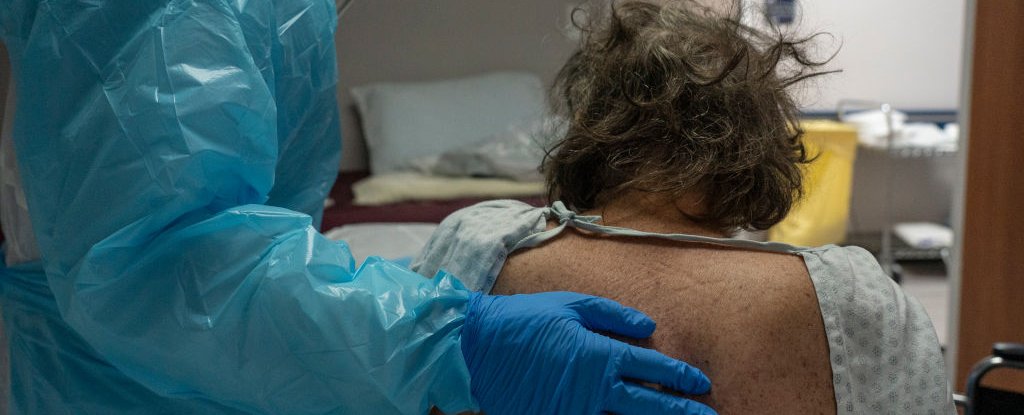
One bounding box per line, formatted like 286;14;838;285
765;0;967;110
334;0;579;171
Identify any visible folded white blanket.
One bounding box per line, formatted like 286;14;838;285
352;173;544;206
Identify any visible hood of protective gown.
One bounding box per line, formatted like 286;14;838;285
0;1;476;413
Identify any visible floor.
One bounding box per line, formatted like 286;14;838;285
899;260;953;347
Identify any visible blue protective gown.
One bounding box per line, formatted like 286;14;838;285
0;0;477;413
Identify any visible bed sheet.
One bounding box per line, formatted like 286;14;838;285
323;223;438;267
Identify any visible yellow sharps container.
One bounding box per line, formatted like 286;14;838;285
768;120;859;246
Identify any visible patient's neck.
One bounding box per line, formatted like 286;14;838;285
581;191;729;238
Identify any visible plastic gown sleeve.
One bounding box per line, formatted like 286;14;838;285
0;0;477;413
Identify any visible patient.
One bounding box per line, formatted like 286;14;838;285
415;2;954;413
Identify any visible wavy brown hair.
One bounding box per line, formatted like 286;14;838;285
545;0;834;232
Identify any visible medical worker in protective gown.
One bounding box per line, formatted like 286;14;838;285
0;1;716;414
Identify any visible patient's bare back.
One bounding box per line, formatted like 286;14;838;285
493;229;837;414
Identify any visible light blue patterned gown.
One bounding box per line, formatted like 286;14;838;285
414;200;957;415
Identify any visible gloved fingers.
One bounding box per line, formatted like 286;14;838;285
604;381;718;415
572;296;656;339
619;346;711;394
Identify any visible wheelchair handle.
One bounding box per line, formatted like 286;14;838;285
993;342;1024;362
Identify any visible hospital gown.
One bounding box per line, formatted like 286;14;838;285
414;200;958;415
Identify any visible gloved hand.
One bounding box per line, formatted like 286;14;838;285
461;291;717;415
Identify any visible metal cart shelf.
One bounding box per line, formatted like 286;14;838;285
837;99;958;282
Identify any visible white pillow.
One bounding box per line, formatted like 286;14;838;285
410;116;566;182
351;72;546;174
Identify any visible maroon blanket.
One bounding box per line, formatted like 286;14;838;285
320;171;546;231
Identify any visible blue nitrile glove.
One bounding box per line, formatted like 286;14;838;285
462;291;717;415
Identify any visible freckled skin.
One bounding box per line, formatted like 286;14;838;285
430;191;837;415
491;228;837;415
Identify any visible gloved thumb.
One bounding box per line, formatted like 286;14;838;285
571;296;656;339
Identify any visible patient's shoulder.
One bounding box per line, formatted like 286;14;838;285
411;200;548;291
802;245;953;412
442;199;545;226
429;200;548;247
800;244;932;343
802;245;908;309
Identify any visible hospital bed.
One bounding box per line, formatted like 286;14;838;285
321;71;554;264
320;170;544;266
